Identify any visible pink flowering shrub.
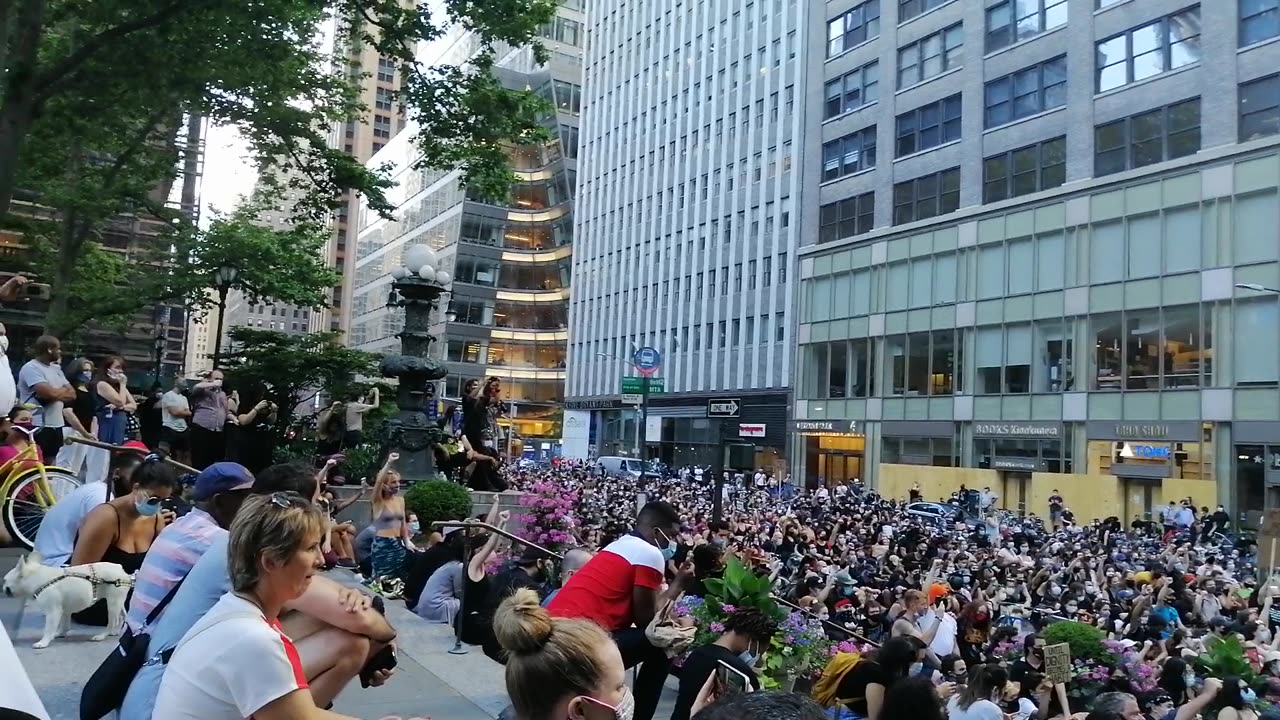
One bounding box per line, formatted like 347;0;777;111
513;477;580;552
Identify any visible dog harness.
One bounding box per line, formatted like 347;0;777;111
29;567;133;602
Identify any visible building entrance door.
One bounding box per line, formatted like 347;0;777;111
1122;479;1158;521
817;453;863;486
1000;471;1031;515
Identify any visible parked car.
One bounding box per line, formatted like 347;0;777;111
905;501;974;528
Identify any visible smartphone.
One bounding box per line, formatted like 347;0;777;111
23;283;50;300
717;660;753;695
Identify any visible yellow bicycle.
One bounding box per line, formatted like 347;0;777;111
0;443;81;549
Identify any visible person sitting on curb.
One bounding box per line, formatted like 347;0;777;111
118;463;398;720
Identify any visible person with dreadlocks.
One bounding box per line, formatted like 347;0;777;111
671;607;780;720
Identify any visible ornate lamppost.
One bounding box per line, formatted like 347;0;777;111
383;244;452;481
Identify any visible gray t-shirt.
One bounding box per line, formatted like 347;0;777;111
118;534;232;720
17;359;68;427
415;560;462;622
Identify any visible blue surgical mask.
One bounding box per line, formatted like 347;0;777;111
739;643;758;667
656;529;676;561
77;371;91;383
135;495;162;517
385;486;399;496
409;521;420;534
1242;688;1257;703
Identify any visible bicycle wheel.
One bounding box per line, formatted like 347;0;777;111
3;466;82;550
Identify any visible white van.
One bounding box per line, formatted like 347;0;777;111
597;456;646;478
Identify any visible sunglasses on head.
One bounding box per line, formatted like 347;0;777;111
269;491;308;509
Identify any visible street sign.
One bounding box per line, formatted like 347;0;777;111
621;393;643;405
621;377;664;394
633;346;662;377
708;398;741;418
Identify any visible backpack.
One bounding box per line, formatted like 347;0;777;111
812;652;863;708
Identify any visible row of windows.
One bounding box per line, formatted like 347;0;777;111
895;93;961;157
892;167;960;225
824;61;879;120
982;137;1066;205
827;0;880;58
984;56;1066;130
821;126;877;182
1094;98;1200;177
897;23;962;89
819;193;875;245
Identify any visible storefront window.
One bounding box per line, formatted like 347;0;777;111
883;436;957;467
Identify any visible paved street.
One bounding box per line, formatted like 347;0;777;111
1;548;679;719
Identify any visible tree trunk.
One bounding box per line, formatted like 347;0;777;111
45;210;82;335
0;99;34;220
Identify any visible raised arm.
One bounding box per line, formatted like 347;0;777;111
468;510;510;581
372;453;400;498
95;380;129;409
236;400;270;426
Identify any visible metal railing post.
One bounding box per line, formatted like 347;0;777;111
448;531;472;655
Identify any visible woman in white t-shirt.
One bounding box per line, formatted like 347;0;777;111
946;664;1009;720
154;492;353;720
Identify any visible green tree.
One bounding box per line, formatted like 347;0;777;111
219;327;381;434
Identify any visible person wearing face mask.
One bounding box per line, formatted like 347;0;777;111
475;545;558;661
945;663;1008;720
367;452;410;596
34;444;146;566
54;356;97;477
670;608;778;720
1216;676;1259;720
549;501;694;720
495;588;633;720
69;455;178;625
0;405;43;470
92;355;137;447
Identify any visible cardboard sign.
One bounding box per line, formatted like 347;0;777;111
1259;510;1280;571
1043;643;1072;685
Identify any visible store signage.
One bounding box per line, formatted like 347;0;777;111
791;420;859;434
708;398;741;417
739;423;767;438
564;399;624;410
973;422;1061;439
1119;443;1171;460
992;457;1044;471
1085;421;1201;442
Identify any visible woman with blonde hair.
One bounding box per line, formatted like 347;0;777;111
494;587;631;720
154;492;357;720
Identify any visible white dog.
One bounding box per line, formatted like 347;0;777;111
1;553;133;648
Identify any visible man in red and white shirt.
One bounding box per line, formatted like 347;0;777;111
549;501;691;720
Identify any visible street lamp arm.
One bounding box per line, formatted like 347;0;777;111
1235;282;1280;294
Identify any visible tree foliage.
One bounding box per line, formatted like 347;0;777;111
219;327;381;432
0;0;559;335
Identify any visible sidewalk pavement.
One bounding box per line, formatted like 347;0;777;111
0;548;679;719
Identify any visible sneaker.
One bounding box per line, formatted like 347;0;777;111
336;558;358;569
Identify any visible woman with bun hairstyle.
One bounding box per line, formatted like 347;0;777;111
494;587;632;720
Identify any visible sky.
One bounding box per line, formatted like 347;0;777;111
198;123;255;227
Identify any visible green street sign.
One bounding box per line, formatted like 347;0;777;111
621;376;664;394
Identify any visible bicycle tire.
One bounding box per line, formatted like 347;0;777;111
3;465;82;550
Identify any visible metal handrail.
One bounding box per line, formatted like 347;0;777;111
773;594;881;648
65;435;199;475
433;520;565;562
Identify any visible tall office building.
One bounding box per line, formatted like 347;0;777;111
348;4;585;450
563;0;807;469
325;8;413;336
795;0;1280;523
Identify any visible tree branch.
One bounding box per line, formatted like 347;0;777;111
31;0;195;106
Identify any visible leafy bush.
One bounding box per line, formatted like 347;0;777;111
405;481;473;532
1194;635;1259;687
340;444;384;485
1042;621;1110;664
704;556;786;621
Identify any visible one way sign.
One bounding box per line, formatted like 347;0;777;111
708;398;741;418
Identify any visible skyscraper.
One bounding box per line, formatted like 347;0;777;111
347;4;585;451
563;0;806;469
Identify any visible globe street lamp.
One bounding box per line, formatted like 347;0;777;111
211;264;239;369
381;243;452;481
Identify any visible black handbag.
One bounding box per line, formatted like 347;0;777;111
79;574;187;720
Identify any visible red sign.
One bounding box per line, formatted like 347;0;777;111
739;423;766;438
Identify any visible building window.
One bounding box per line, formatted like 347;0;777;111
821;126;877;181
372;114;392;139
1097;0;1126;6
895;94;961;157
1092;304;1213;390
897;24;962;88
900;0;950;23
1096;7;1202;93
827;0;881;58
893;168;960;225
376;57;395;83
1242;0;1280;46
1094;98;1200;176
985;0;1067;53
802;339;876;398
982;137;1066;204
1240;74;1280;142
824;61;879;120
885;330;960;396
375;87;394;111
984;56;1066;128
819;193;875;243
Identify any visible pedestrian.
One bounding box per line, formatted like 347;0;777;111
92;355;136;448
16;334;76;461
158;377;191;464
342;386;379;448
55;356;96;478
188;369;232;469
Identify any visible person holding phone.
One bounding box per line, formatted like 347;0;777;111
670;608;778;720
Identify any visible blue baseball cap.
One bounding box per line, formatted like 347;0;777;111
193;462;254;501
